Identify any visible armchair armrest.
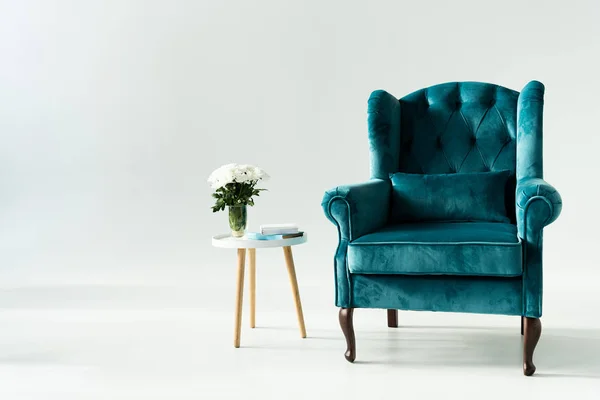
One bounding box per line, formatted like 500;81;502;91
516;178;563;237
322;179;391;241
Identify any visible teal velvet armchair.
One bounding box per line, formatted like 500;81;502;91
322;81;562;376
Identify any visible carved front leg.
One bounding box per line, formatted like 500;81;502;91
339;308;356;362
523;317;542;376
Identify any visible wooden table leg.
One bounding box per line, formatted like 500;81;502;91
283;246;306;338
234;248;246;348
249;248;256;328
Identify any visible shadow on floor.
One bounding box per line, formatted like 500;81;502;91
321;326;600;378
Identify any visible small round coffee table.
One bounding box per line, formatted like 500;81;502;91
212;233;308;348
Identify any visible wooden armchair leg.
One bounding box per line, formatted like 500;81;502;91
387;309;398;328
523;317;542;376
339;308;356;363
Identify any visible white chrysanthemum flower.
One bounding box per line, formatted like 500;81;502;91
254;166;269;181
235;164;254;183
208;163;269;189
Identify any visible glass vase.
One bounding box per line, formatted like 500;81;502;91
228;205;247;237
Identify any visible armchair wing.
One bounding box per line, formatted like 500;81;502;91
367;90;401;180
322;179;390;306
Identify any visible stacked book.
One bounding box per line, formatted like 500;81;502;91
246;223;304;240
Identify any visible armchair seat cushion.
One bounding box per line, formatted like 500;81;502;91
348;222;522;277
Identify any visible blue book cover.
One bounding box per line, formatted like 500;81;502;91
246;231;304;240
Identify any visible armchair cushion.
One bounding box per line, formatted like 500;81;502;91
390;170;512;223
348;222;522;277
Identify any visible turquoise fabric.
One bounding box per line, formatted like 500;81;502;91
390;171;511;223
348;222;521;276
516;177;562;235
322;179;391;306
354;221;518;243
322;81;562;318
396;82;518;176
516;81;563;317
351;274;522;316
368;90;402;181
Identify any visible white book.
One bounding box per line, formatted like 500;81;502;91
261;228;299;235
260;228;299;235
260;223;299;235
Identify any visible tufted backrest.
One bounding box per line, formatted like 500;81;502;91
367;82;524;223
398;82;518;175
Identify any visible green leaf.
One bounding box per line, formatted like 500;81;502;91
210;179;267;209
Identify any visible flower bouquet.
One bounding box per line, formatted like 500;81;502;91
208;163;269;237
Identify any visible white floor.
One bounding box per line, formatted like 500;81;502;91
1;253;599;399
